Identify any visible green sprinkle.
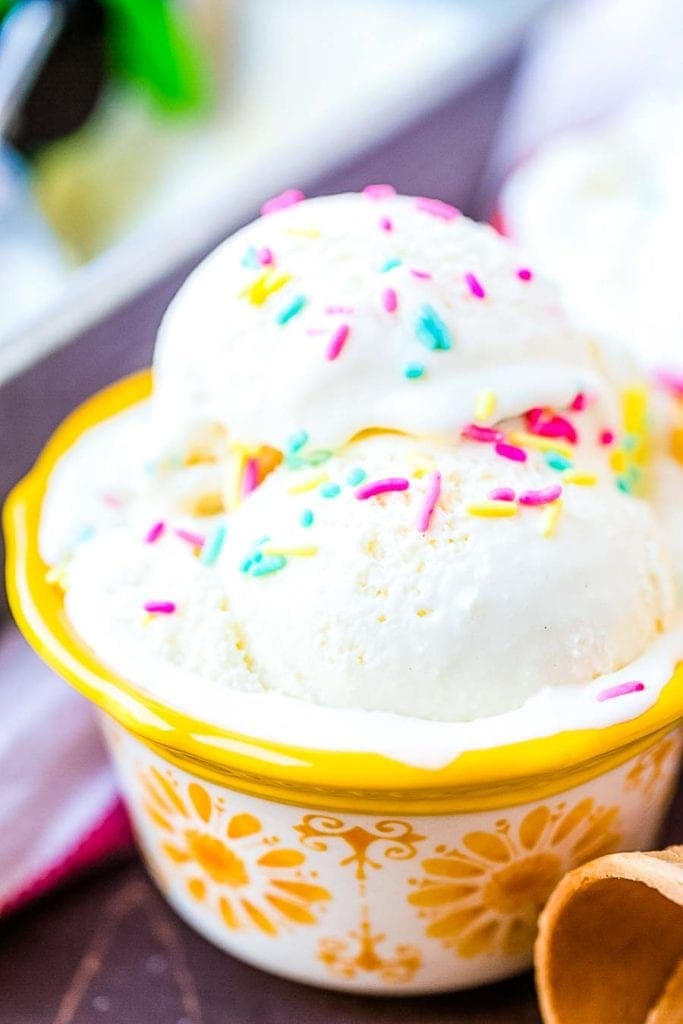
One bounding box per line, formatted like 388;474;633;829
380;257;402;273
306;449;333;466
545;452;572;471
616;476;633;494
251;554;287;577
404;362;425;380
276;294;307;325
241;246;259;268
415;304;452;351
622;433;640;452
200;524;227;566
300;508;314;528
287;429;309;453
320;482;341;498
346;466;366;485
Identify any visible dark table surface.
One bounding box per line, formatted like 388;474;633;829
1;779;681;1024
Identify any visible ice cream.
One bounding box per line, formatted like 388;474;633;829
40;191;681;730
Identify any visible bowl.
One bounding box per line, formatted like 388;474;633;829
4;371;683;994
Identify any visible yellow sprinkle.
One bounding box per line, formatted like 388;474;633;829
263;546;318;558
240;269;291;306
508;431;573;460
286;227;320;238
623;384;648;434
466;502;518;518
540;499;563;538
610;449;627;473
474;388;497;422
409;451;436;478
287;473;328;494
562;470;597;486
228;448;249;510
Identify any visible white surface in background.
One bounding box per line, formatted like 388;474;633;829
0;0;547;385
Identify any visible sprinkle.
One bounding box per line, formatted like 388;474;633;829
415;196;460;221
326;323;350;361
415;304;452;350
596;680;645;702
616;476;633;494
46;561;69;588
304;449;333;466
382;287;398;313
410;268;432;279
379;215;393;232
174;528;205;548
467;502;518;518
571;392;587;411
540;499;563;538
241;246;259;268
356;477;410;500
623;385;648;434
545;452;572;471
258;246;274;266
261;188;304;215
562;470;597;486
655;368;683;397
325;305;355;315
488;487;515;502
346;467;366;486
300;508;314;528
276;294;306;325
200;524;227;566
145;521;165;544
495;442;527;463
380;257;402;273
241;269;291;306
264;545;318;558
507;431;573;459
529;413;578;444
286;227;320;238
242;457;259;496
320;482;341;498
288;473;328;494
610;450;627;473
600;429;615;446
404;362;425;380
103;493;124;509
464;272;485;299
363;183;396;200
251;555;288;577
519;485;563;507
143;601;176;615
462;423;503;444
287;429;309;453
417;471;441;532
474;389;497;421
517;267;533;281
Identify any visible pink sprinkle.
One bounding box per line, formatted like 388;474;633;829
488;487;516;502
379;215;393;232
261;189;304;215
655;368;683;397
382;287;398;313
257;246;274;266
417;471;441;532
363;183;396;200
415;197;460;221
571;392;586;411
519;484;563;507
410;268;432;279
356;477;410;500
174;528;205;548
326;323;350;361
144;601;176;615
597;680;645;702
464;272;486;299
242;457;259;496
525;407;543;430
144;521;165;544
324;305;355;315
517;267;533;281
462;423;504;444
103;494;123;509
495;442;527;463
600;429;615;446
529;413;578;445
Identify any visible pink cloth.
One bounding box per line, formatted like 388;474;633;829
0;622;133;915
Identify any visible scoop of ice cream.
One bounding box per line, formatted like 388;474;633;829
500;91;683;374
151;191;601;456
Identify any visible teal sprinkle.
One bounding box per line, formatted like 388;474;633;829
380;257;402;273
415;305;452;351
77;525;96;543
287;429;309;454
251;554;287;577
276;294;307;325
255;535;271;545
320;482;341;498
300;508;314;528
404;362;425;380
622;433;640;452
616;476;633;494
545;452;572;471
346;466;366;486
201;524;227;566
240;556;253;573
285;454;306;469
241;246;259;268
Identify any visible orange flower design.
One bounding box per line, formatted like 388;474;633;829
626;735;678;799
139;766;331;935
409;798;621;959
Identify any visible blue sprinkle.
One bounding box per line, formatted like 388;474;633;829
251;554;287;577
320;482;341;498
346;466;366;486
300;508;314;528
276;294;307;325
240;556;253;573
200;524;227;566
545;452;572;471
415;304;452;351
241;246;260;268
287;429;309;454
404;362;425;380
380;257;402;273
